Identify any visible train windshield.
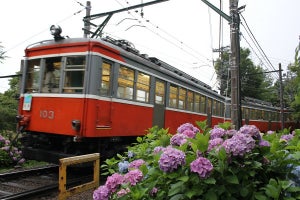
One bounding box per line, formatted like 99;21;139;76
24;56;85;94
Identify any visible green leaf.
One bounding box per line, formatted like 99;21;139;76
254;192;268;200
240;187;249;197
203;177;216;184
225;175;239;184
169;194;186;200
177;175;189;182
204;190;218;200
168;181;184;196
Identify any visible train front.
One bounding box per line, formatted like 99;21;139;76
17;26;89;162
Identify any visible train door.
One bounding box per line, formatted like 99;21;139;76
153;79;166;128
206;97;212;127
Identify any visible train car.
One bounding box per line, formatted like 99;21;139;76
16;25;296;162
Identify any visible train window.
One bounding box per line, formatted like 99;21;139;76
136;72;150;102
187;90;193;111
178;88;186;110
194;93;200;112
169;85;178;108
212;100;217;116
117;66;134;99
207;98;212;114
25;59;41;93
155;80;165;105
42;57;61;93
199;94;206;113
63;56;85;93
100;62;111;96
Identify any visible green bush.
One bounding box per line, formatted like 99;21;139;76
95;121;300;200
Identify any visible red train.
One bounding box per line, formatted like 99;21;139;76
17;25;296;162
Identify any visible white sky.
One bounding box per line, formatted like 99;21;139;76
0;0;299;93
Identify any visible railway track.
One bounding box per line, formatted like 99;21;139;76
0;165;59;200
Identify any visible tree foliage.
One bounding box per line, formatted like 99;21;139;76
289;44;300;120
214;48;274;101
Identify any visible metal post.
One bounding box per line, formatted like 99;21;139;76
84;1;91;38
279;63;284;130
229;0;241;130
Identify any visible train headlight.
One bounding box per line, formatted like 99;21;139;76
71;120;81;131
50;25;64;41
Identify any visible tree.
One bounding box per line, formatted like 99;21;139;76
289;43;300;120
214;47;274;101
0;42;7;63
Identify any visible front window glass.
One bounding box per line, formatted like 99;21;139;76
25;59;41;93
63;56;85;93
169;85;178;108
42;57;61;93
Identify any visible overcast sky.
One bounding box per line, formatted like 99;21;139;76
0;0;299;93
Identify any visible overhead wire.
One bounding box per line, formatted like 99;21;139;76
240;13;279;79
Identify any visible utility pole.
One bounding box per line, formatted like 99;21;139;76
229;0;242;129
201;0;242;129
279;63;284;130
84;1;91;38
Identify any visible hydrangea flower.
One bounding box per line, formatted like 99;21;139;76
124;169;143;186
208;138;224;151
153;146;166;154
105;173;124;193
222;133;255;157
118;160;129;173
93;185;110;200
267;130;275;134
127;151;135;158
239;125;261;140
259;140;270;147
177;123;199;134
150;187;158;196
190;157;213;178
280;134;294;142
170;133;188;146
128;159;145;169
182;129;196;138
210;127;226;139
117;188;130;197
159;146;186;172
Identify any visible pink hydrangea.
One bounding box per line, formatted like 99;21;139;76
190;157;213;178
124;169;143;186
170;133;188;146
153;146;165;154
117;188;130;197
93;185;110;200
208;138;224;151
182;129;196;138
159;146;186;172
222;133;255;157
177;123;199;134
128;159;146;169
210;127;226;139
105;173;124;193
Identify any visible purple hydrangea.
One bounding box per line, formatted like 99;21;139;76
124;169;143;186
159;146;186;172
259;140;270;147
239;125;261;140
128;159;146;169
190;157;213;178
170;133;188;146
182;129;196;138
280;134;294;142
105;173;124;193
150;187;158;196
210;127;226;139
177;123;199;134
267;130;275;134
208;138;224;151
222;133;256;157
127;151;135;158
226;129;238;137
153;146;166;154
117;188;130;197
93;185;110;200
